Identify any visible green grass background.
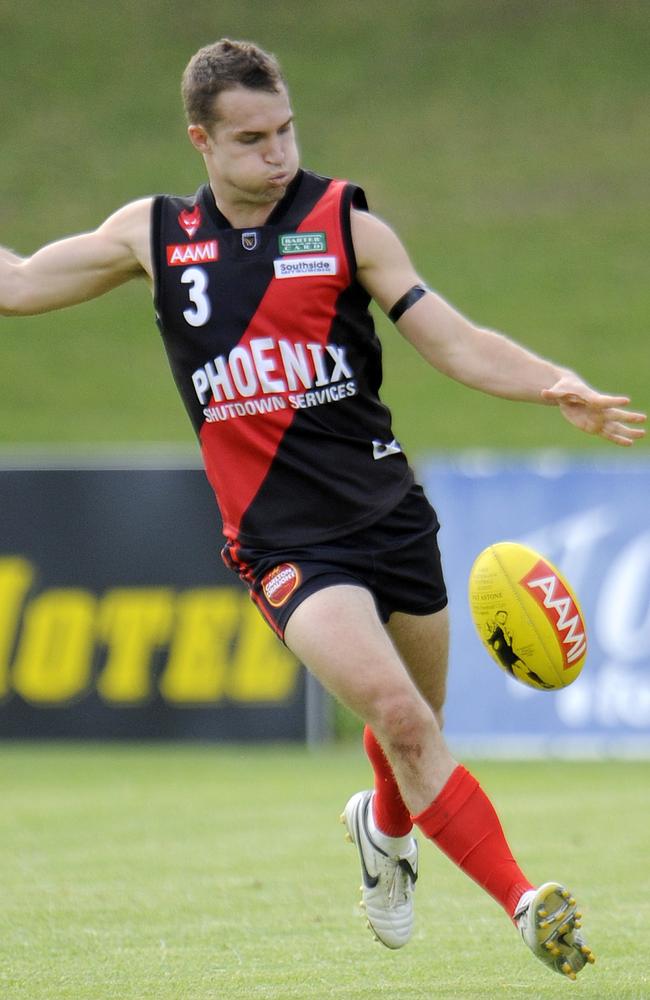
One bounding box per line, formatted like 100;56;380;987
1;0;648;453
2;7;649;997
2;745;649;999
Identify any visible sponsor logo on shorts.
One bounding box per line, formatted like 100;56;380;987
262;563;301;607
166;240;218;266
278;232;327;255
178;206;202;238
273;256;338;279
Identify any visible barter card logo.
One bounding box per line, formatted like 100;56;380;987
178;206;202;238
279;232;327;255
262;563;301;607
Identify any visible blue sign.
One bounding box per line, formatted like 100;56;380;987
419;453;650;755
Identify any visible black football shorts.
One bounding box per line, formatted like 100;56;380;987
221;483;448;640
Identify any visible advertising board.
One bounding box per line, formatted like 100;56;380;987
2;453;647;752
0;459;306;740
420;453;650;754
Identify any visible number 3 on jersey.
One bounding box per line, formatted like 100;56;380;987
181;267;211;327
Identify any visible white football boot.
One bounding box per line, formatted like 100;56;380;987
514;882;596;981
341;790;418;949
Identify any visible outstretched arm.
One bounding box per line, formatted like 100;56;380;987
352;209;646;447
0;198;153;317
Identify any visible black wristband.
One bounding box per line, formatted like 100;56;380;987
388;283;428;324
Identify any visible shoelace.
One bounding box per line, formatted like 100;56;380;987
386;857;415;906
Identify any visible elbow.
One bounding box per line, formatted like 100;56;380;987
0;302;24;317
0;299;23;317
0;272;34;316
0;300;32;317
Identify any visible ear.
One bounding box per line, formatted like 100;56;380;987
187;124;212;153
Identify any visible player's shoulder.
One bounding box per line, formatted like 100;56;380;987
153;188;205;211
94;198;157;276
351;206;402;259
298;168;370;211
99;196;154;237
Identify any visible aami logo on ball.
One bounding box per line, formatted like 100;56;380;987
262;563;301;608
520;559;587;668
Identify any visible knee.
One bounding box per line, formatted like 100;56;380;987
371;688;434;749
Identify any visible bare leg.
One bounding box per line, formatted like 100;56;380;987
284;583;456;813
286;583;533;919
288;587;594;978
386;606;450;727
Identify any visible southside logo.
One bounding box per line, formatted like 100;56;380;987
273;256;337;279
262;564;301;608
520;559;587;668
166;240;218;266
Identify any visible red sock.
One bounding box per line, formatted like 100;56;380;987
363;725;413;836
412;765;533;917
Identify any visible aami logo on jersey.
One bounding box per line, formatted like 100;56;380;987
178;206;202;238
166;240;219;267
520;559;587;668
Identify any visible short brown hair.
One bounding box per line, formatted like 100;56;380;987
182;38;286;129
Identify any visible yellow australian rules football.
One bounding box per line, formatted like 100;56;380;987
468;541;587;691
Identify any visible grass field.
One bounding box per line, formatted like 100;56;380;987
1;744;649;999
1;8;648;995
1;1;648;453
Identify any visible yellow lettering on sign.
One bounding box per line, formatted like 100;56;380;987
13;590;96;703
0;557;33;699
160;589;240;703
1;564;302;708
227;599;300;702
97;589;175;703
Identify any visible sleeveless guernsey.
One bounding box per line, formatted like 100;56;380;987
151;169;414;548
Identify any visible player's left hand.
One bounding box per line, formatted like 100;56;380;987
542;376;647;446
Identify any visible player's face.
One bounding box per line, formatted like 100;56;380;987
193;85;300;210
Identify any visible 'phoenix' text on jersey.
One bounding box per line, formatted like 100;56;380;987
192;336;354;405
